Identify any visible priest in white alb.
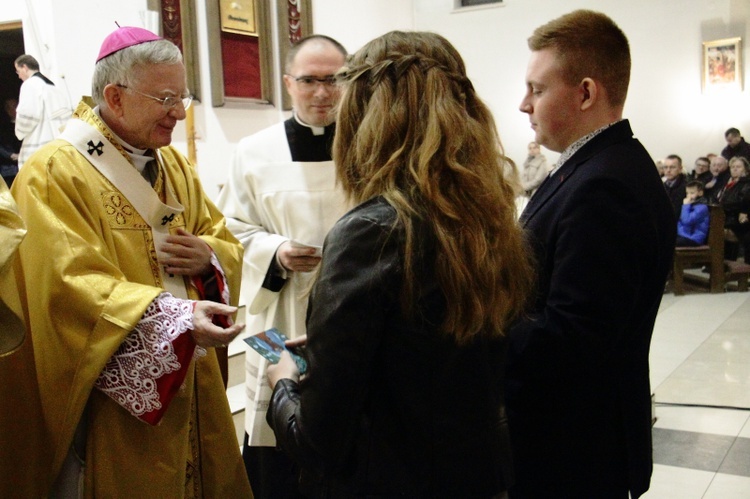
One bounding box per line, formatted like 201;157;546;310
216;34;349;498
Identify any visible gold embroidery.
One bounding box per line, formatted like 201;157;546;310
102;193;130;226
101;192;148;229
144;230;163;286
185;380;202;498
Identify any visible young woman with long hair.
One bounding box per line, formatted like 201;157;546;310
266;30;534;498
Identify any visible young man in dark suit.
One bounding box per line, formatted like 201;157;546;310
506;10;676;499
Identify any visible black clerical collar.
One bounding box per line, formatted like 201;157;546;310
285;114;335;162
32;72;55;86
293;112;326;136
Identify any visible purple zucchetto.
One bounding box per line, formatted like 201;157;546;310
96;26;162;62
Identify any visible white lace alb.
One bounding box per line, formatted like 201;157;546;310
95;293;197;417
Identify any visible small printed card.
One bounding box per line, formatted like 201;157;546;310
244;328;308;374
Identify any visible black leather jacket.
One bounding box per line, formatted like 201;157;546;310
720;176;750;229
267;196;513;498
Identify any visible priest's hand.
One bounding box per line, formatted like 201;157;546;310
277;241;321;273
161;228;212;276
267;350;300;389
191;301;245;348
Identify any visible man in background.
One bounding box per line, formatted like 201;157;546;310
705;154;731;203
13;54;71;168
689;156;712;184
216;34;348;498
508;10;675;498
663;154;687;217
721;127;750;163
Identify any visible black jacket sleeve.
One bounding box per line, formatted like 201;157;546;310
266;204;398;474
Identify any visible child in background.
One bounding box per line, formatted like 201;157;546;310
676;180;710;246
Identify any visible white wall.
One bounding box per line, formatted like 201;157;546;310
411;0;750;169
1;0;413;199
3;0;748;194
312;0;415;53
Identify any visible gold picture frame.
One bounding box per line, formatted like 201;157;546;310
220;0;257;36
150;0;202;102
206;0;312;108
277;0;313;110
702;37;742;92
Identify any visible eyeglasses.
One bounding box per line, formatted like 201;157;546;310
286;74;337;90
117;84;193;110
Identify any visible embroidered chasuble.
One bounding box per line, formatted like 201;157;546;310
9;100;252;497
216;117;349;446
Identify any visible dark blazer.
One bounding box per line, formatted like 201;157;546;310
269;196;513;498
705;169;731;204
664;173;687;219
721;137;750;163
506;120;675;499
720;176;750;229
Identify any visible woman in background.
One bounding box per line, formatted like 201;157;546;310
520;141;548;197
516;141;548;213
719;156;750;261
265;30;534;498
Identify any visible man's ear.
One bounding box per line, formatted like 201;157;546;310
102;84;125;117
282;74;294;97
580;78;598;111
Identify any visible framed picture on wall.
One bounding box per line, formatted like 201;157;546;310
205;0;312;108
702;37;742;92
220;0;257;36
459;0;502;6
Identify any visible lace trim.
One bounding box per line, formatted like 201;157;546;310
95;293;197;417
211;250;232;308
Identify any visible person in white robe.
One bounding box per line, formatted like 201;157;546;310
216;34;348;498
13;54;72;168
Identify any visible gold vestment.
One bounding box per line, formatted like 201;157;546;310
9;101;251;497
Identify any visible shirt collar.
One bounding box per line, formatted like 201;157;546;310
93;105;154;173
293;111;326;136
549;119;622;176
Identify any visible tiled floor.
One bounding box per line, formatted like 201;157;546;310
644;283;750;498
225;280;750;495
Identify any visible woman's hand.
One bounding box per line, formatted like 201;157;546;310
285;335;307;349
267;350;300;389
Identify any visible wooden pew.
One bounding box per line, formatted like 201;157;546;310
672;205;725;295
724;260;750;292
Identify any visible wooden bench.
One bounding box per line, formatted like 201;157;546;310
724;260;750;292
673;205;725;295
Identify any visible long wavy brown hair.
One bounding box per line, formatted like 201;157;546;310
333;31;534;344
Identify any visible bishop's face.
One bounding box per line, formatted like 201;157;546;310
114;63;188;150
